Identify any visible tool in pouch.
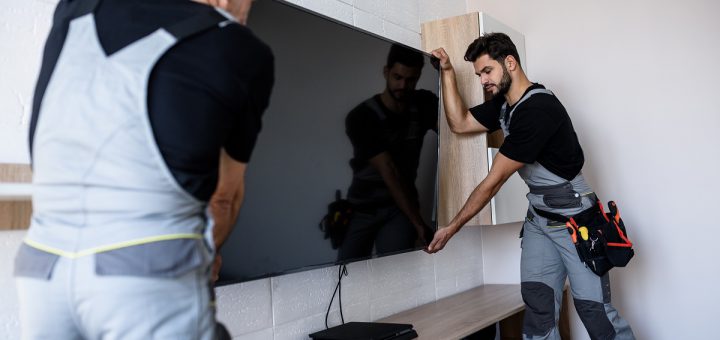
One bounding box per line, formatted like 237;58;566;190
536;200;635;276
319;190;354;249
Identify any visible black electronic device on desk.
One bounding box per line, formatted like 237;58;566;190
309;322;417;340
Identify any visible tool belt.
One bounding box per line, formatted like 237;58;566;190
534;200;635;276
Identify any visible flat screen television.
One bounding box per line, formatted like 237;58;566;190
218;0;440;285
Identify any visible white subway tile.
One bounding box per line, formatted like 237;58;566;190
271;266;337;325
216;279;273;336
231;328;273;340
369;289;417;320
353;7;384;37
418;0;467;25
369;251;434;299
352;0;385;17
273;312;327;340
300;0;354;25
382;20;421;49
435;276;459;300
384;0;419;33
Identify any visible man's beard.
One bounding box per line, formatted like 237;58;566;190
387;83;410;102
497;63;512;95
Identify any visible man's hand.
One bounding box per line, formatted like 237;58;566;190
414;222;433;249
431;48;454;71
211;254;223;282
427;226;457;253
206;0;253;25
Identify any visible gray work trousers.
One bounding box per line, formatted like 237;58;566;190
16;254;216;340
521;210;635;340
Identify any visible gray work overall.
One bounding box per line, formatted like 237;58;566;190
501;89;635;340
14;1;235;338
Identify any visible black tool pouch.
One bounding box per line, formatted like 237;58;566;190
319;190;354;249
535;200;634;276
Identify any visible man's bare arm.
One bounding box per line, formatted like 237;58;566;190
369;152;428;234
431;48;488;134
427;153;524;253
209;149;247;252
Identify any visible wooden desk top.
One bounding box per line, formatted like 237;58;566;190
378;284;524;340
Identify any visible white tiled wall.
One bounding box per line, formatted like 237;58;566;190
0;0;473;339
215;226;483;339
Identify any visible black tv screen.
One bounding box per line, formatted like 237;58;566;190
218;0;439;285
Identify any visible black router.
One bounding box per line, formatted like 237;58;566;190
308;322;417;340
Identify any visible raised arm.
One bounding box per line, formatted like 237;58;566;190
431;48;489;134
427;152;524;253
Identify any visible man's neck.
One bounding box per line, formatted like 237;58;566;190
380;90;406;113
504;75;533;106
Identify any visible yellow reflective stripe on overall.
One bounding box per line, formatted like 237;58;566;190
23;233;203;258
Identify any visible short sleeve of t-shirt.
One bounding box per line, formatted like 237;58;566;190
499;102;564;164
223;42;275;163
469;95;504;132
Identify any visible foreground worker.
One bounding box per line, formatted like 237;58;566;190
15;0;273;338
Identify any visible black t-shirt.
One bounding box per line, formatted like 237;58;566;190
470;84;584;180
29;0;274;201
346;90;438;203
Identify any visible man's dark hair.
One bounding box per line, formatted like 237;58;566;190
386;44;424;69
464;32;521;67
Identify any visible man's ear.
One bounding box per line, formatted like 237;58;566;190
383;66;389;79
504;55;517;72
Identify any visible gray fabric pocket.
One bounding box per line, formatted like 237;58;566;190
542;193;582;209
14;243;60;280
95;239;209;278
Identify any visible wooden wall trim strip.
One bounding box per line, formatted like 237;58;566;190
1;163;33;230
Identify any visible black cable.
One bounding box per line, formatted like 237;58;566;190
325;264;349;329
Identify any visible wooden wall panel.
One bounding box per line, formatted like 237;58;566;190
0;164;32;182
0;164;32;230
421;13;492;226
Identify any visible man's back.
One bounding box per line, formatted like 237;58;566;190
30;0;274;201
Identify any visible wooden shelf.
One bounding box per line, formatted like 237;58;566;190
378;284;523;339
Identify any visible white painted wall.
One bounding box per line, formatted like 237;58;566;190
0;1;473;339
467;0;720;338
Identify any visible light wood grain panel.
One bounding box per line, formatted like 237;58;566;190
0;163;32;182
0;201;32;230
421;13;492;227
1;163;33;230
379;284;524;339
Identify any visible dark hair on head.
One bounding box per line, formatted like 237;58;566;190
386;43;424;69
464;32;521;67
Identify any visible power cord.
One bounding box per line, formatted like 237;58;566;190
325;264;349;329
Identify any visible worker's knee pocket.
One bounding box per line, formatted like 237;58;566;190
521;281;556;336
573;298;616;340
95;239;209;277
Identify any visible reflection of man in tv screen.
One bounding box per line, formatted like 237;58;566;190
338;44;438;260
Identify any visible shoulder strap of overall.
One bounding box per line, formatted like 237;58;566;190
166;7;234;41
75;0;101;16
501;88;554;126
363;97;387;121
